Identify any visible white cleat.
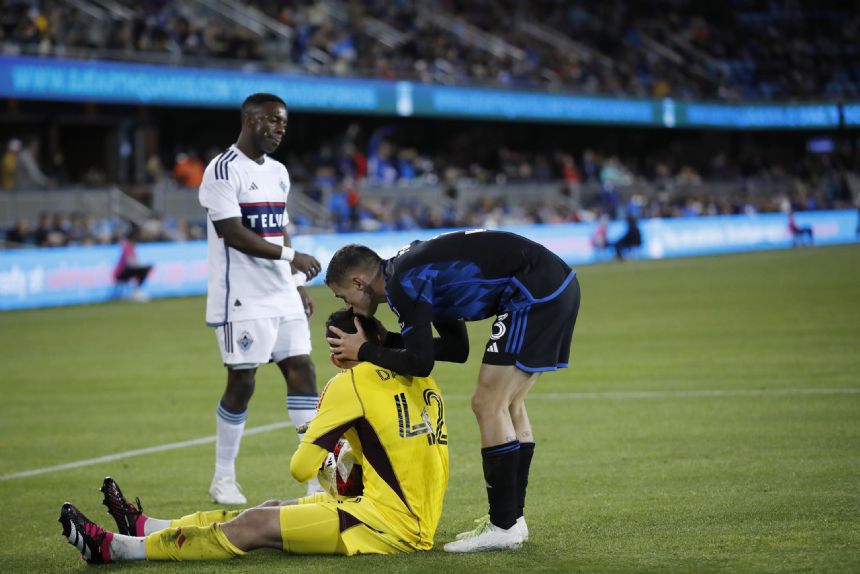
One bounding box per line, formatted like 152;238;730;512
516;516;529;542
209;476;247;505
444;518;523;553
455;514;490;540
455;514;529;542
129;290;150;303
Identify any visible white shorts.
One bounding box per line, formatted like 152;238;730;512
215;316;312;368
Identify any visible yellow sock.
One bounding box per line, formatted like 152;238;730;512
170;509;242;528
145;524;246;561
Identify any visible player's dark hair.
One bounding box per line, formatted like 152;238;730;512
326;308;382;345
241;93;286;111
325;244;382;286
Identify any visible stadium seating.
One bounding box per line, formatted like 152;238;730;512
3;0;857;99
2;0;859;244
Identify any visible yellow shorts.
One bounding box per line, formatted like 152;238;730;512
280;496;414;556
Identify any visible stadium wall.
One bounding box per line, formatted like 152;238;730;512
0;210;856;311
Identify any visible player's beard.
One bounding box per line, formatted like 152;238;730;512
366;300;379;316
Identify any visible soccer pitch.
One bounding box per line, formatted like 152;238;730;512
1;245;858;573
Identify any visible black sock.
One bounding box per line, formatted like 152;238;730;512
517;442;535;519
482;440;520;529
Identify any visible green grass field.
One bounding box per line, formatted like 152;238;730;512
1;245;858;573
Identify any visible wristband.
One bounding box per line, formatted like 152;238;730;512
292;272;307;287
280;246;295;262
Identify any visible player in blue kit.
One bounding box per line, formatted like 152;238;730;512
324;230;580;552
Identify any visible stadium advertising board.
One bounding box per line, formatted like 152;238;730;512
422;86;657;125
0;242;208;310
0;56;847;129
682;102;840;129
0;211;856;310
843;103;860;127
0;55;379;113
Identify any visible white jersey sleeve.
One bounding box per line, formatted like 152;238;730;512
199;162;242;221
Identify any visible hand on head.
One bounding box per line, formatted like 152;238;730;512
325;309;384;367
327;317;367;364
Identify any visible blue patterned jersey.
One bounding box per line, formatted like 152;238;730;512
383;230;573;333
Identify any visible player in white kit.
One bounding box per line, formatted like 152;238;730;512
199;93;323;504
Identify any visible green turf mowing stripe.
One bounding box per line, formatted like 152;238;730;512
4;387;856;482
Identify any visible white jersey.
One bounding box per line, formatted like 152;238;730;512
199;144;304;326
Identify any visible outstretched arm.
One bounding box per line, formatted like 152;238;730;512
330;321;467;377
330;318;468;376
382;319;469;362
356;322;437;377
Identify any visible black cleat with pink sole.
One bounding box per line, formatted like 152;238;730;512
59;502;113;564
100;477;144;537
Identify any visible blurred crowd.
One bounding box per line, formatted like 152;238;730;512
2;0;857;100
4;110;860;244
5;128;857;246
0;0;266;65
277;121;858;232
3;211;204;248
7;173;852;247
3;0;859;246
320;158;858;233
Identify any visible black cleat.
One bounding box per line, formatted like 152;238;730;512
100;477;144;536
59;502;113;564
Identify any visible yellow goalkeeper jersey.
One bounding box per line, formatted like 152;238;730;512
290;361;449;550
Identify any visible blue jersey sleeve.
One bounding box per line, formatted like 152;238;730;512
358;323;435;377
386;273;434;335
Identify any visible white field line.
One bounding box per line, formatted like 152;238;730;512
3;387;858;481
0;421;292;482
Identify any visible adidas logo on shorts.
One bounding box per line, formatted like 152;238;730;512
487;342;499;353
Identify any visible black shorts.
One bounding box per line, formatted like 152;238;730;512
482;272;580;373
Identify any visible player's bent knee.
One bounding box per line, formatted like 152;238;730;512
221;508;282;551
470;391;508;418
227;368;257;386
223;370;257;407
280;354;313;370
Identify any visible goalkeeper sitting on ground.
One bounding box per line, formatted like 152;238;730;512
59;309;449;563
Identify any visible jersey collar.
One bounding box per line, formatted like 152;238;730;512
381;259;394;284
